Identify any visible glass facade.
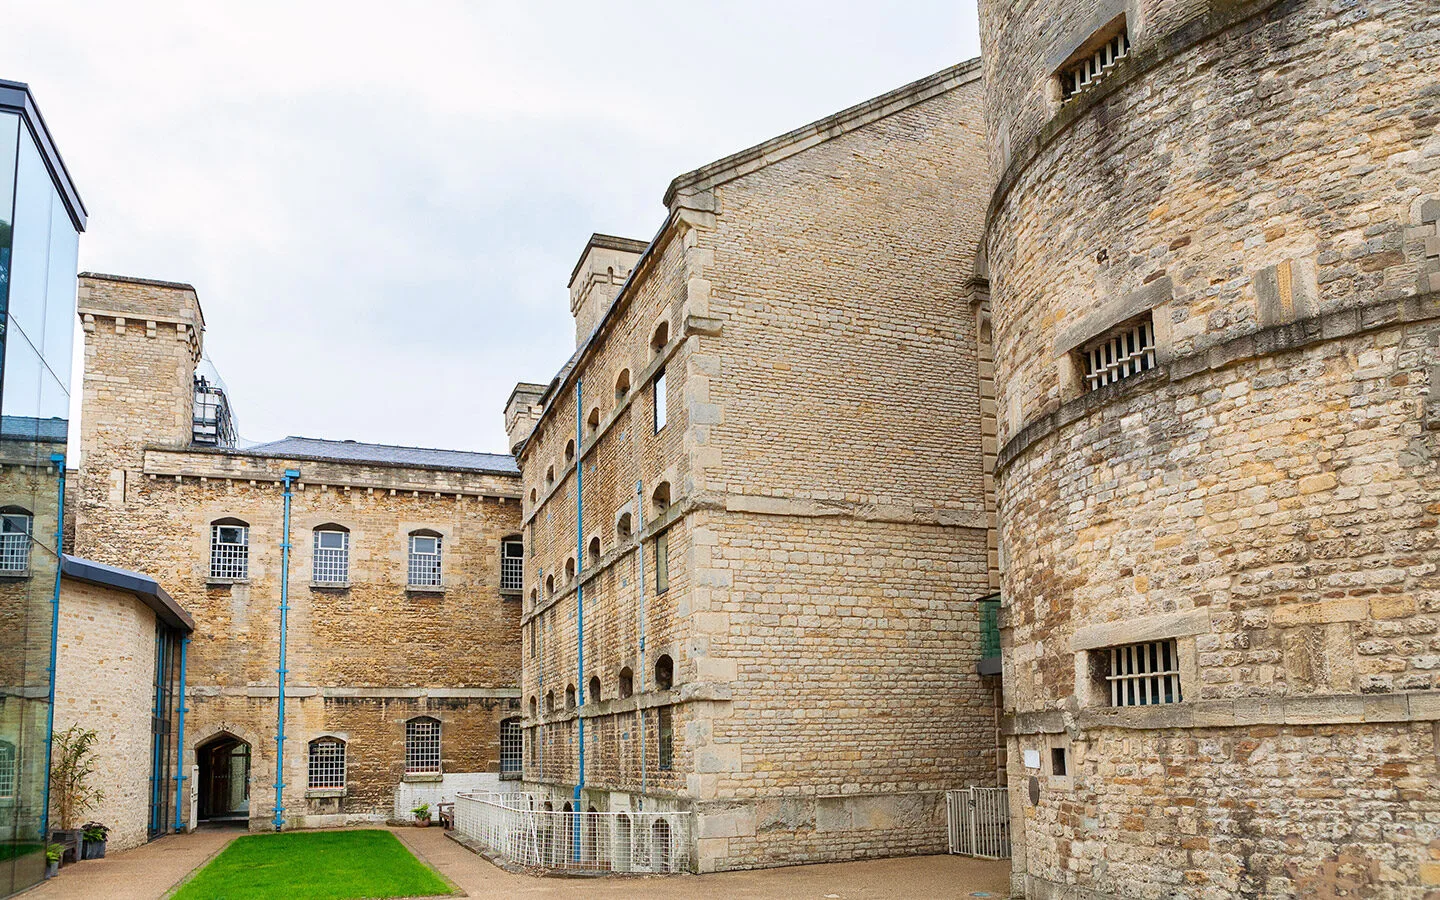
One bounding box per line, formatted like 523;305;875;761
0;83;84;896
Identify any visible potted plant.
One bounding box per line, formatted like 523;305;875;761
412;803;431;827
49;725;104;862
44;844;61;879
81;822;109;860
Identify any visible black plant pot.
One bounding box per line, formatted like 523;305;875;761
81;839;106;860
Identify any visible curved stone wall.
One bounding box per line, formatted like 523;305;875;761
979;0;1440;893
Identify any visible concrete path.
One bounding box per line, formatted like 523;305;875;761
20;824;1011;899
21;826;238;900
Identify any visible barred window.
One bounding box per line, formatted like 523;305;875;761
210;520;249;580
658;706;673;771
1082;318;1155;391
307;737;346;789
0;509;32;573
405;717;441;774
1060;26;1129;101
1106;639;1182;707
0;740;14;799
499;718;522;774
500;538;524;592
313;527;349;584
408;532;442;587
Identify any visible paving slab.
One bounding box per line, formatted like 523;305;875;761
20;827;238;900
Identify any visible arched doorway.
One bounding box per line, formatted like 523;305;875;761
196;734;250;823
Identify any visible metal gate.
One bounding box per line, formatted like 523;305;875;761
946;787;1011;859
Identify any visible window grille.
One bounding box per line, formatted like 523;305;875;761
1061;28;1130;101
653;370;667;433
1106;639;1182;707
499;719;522;774
0;741;15;799
210;523;249;580
501;539;524;592
408;534;442;587
308;738;346;789
406;717;442;774
0;513;32;573
1082;318;1155;391
313;529;349;583
657;707;673;771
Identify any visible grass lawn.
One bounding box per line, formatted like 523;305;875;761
171;829;454;900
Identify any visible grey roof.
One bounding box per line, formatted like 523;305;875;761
243;436;519;475
61;555;194;632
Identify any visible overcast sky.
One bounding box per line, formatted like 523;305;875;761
3;1;980;453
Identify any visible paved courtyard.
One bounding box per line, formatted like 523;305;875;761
23;826;1012;899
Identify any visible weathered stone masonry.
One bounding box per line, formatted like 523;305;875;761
979;0;1440;895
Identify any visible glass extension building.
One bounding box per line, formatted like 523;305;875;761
0;80;85;895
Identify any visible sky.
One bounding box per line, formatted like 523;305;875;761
2;1;981;453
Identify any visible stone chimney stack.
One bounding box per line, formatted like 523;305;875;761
568;233;648;347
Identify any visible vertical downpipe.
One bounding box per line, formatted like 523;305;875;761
273;469;300;831
41;452;65;839
635;479;647;805
173;635;189;833
572;381;585;860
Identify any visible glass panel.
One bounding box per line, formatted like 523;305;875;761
41;191;77;392
6;129;52;357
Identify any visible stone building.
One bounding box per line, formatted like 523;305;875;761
978;0;1440;895
71;273;525;831
506;59;1001;873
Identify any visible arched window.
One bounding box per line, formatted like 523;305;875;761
529;696;538;719
0;740;15;800
651;482;671;514
546;465;555;486
588;675;601;704
615;369;631;400
587;407;600;436
618;667;634;699
616;512;633;541
588;536;601;566
209;517;249;580
545;574;555;596
407;530;442;588
529;588;538;609
499;718;522;775
545;690;555;713
0;507;33;573
307;737;346;789
565;684;576;710
565;439;575;462
654;654;674;690
313;524;349;584
500;535;524;592
651;320;670;353
405;716;441;774
530;487;538;504
564;557;575;583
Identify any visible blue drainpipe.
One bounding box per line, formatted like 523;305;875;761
573;381;585;860
41;452;65;839
273;469;300;831
173;635;189;833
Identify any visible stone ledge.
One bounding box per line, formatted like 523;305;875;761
1070;608;1211;652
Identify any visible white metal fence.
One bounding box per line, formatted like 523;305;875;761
947;787;1011;859
454;791;691;874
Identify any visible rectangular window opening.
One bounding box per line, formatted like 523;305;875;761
408;534;443;587
657;706;673;771
210;524;249;580
653;369;668;433
1081;316;1155;392
1105;639;1182;707
1059;23;1130;102
500;538;524;592
313;530;349;583
655;530;670;594
1051;746;1068;777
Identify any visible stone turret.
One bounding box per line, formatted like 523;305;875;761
567;233;647;347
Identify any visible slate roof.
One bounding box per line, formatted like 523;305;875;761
243;436;518;475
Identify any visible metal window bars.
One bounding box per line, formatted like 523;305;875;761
0;742;15;800
453;792;691;874
308;738;346;789
408;534;442;587
1082;318;1155;391
405;718;442;774
1106;639;1182;707
0;514;31;573
313;530;349;583
500;540;524;592
947;787;1011;859
209;524;249;580
499;719;522;774
1061;28;1130;101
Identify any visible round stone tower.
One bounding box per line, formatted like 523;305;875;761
978;0;1440;895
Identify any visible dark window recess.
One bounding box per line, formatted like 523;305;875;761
1051;747;1068;777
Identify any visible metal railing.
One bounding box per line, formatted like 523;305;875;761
453;791;691;874
947;787;1011;859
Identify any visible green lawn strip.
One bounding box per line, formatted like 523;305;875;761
171;829;455;900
